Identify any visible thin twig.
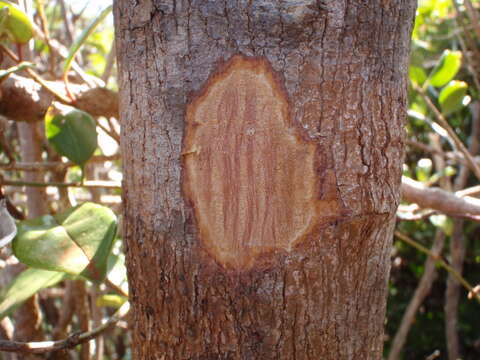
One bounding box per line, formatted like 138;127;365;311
456;184;480;197
388;231;445;360
452;1;480;91
105;279;128;299
401;176;480;218
3;180;121;189
35;0;56;74
33;23;104;88
92;286;104;360
444;101;479;360
0;155;120;171
394;231;480;304
463;0;480;40
73;280;90;360
0;303;129;354
0;45;71;104
101;41;116;84
389;135;451;360
106;117;120;140
58;0;74;45
425;350;441;360
97;122;120;144
413;84;480;180
406;139;467;165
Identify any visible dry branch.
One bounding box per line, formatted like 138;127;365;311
0;74;118;123
0;303;128;354
401;176;480;219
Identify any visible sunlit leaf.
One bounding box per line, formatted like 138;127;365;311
45;108;97;167
13;203;117;282
439;80;468;116
417;0;451;19
428;50;462;88
0;268;65;320
444;166;456;177
63;5;112;76
0;1;33;44
416;158;432;182
429;214;453;236
410;66;427;86
427;166;456;185
96;294;127;309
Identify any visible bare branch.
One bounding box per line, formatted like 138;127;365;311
401;176;480;219
0;303;129;354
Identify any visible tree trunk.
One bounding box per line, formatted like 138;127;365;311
114;1;416;359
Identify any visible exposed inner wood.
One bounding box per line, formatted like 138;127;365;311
183;55;320;270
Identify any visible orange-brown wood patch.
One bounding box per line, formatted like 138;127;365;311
183;55;321;270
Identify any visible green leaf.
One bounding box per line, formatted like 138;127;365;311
45;108;97;167
0;268;65;320
0;61;34;80
428;50;462;88
0;1;33;44
417;0;450;18
416;158;432;182
444;166;456;177
63;5;112;76
96;294;127;309
410;66;427;86
439;80;468;116
13;203;117;282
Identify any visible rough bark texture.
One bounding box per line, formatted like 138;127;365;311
114;1;416;359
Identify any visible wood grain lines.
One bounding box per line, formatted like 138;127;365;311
183;55;320;270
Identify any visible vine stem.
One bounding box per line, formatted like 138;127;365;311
394;231;480;303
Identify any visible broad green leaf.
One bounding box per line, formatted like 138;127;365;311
439;80;468;116
45;108;97;166
0;61;34;80
63;5;112;76
428;50;462;88
410;66;427;86
13;203;117;282
0;268;65;319
0;1;33;44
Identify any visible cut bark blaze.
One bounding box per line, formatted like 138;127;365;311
183;55;321;270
